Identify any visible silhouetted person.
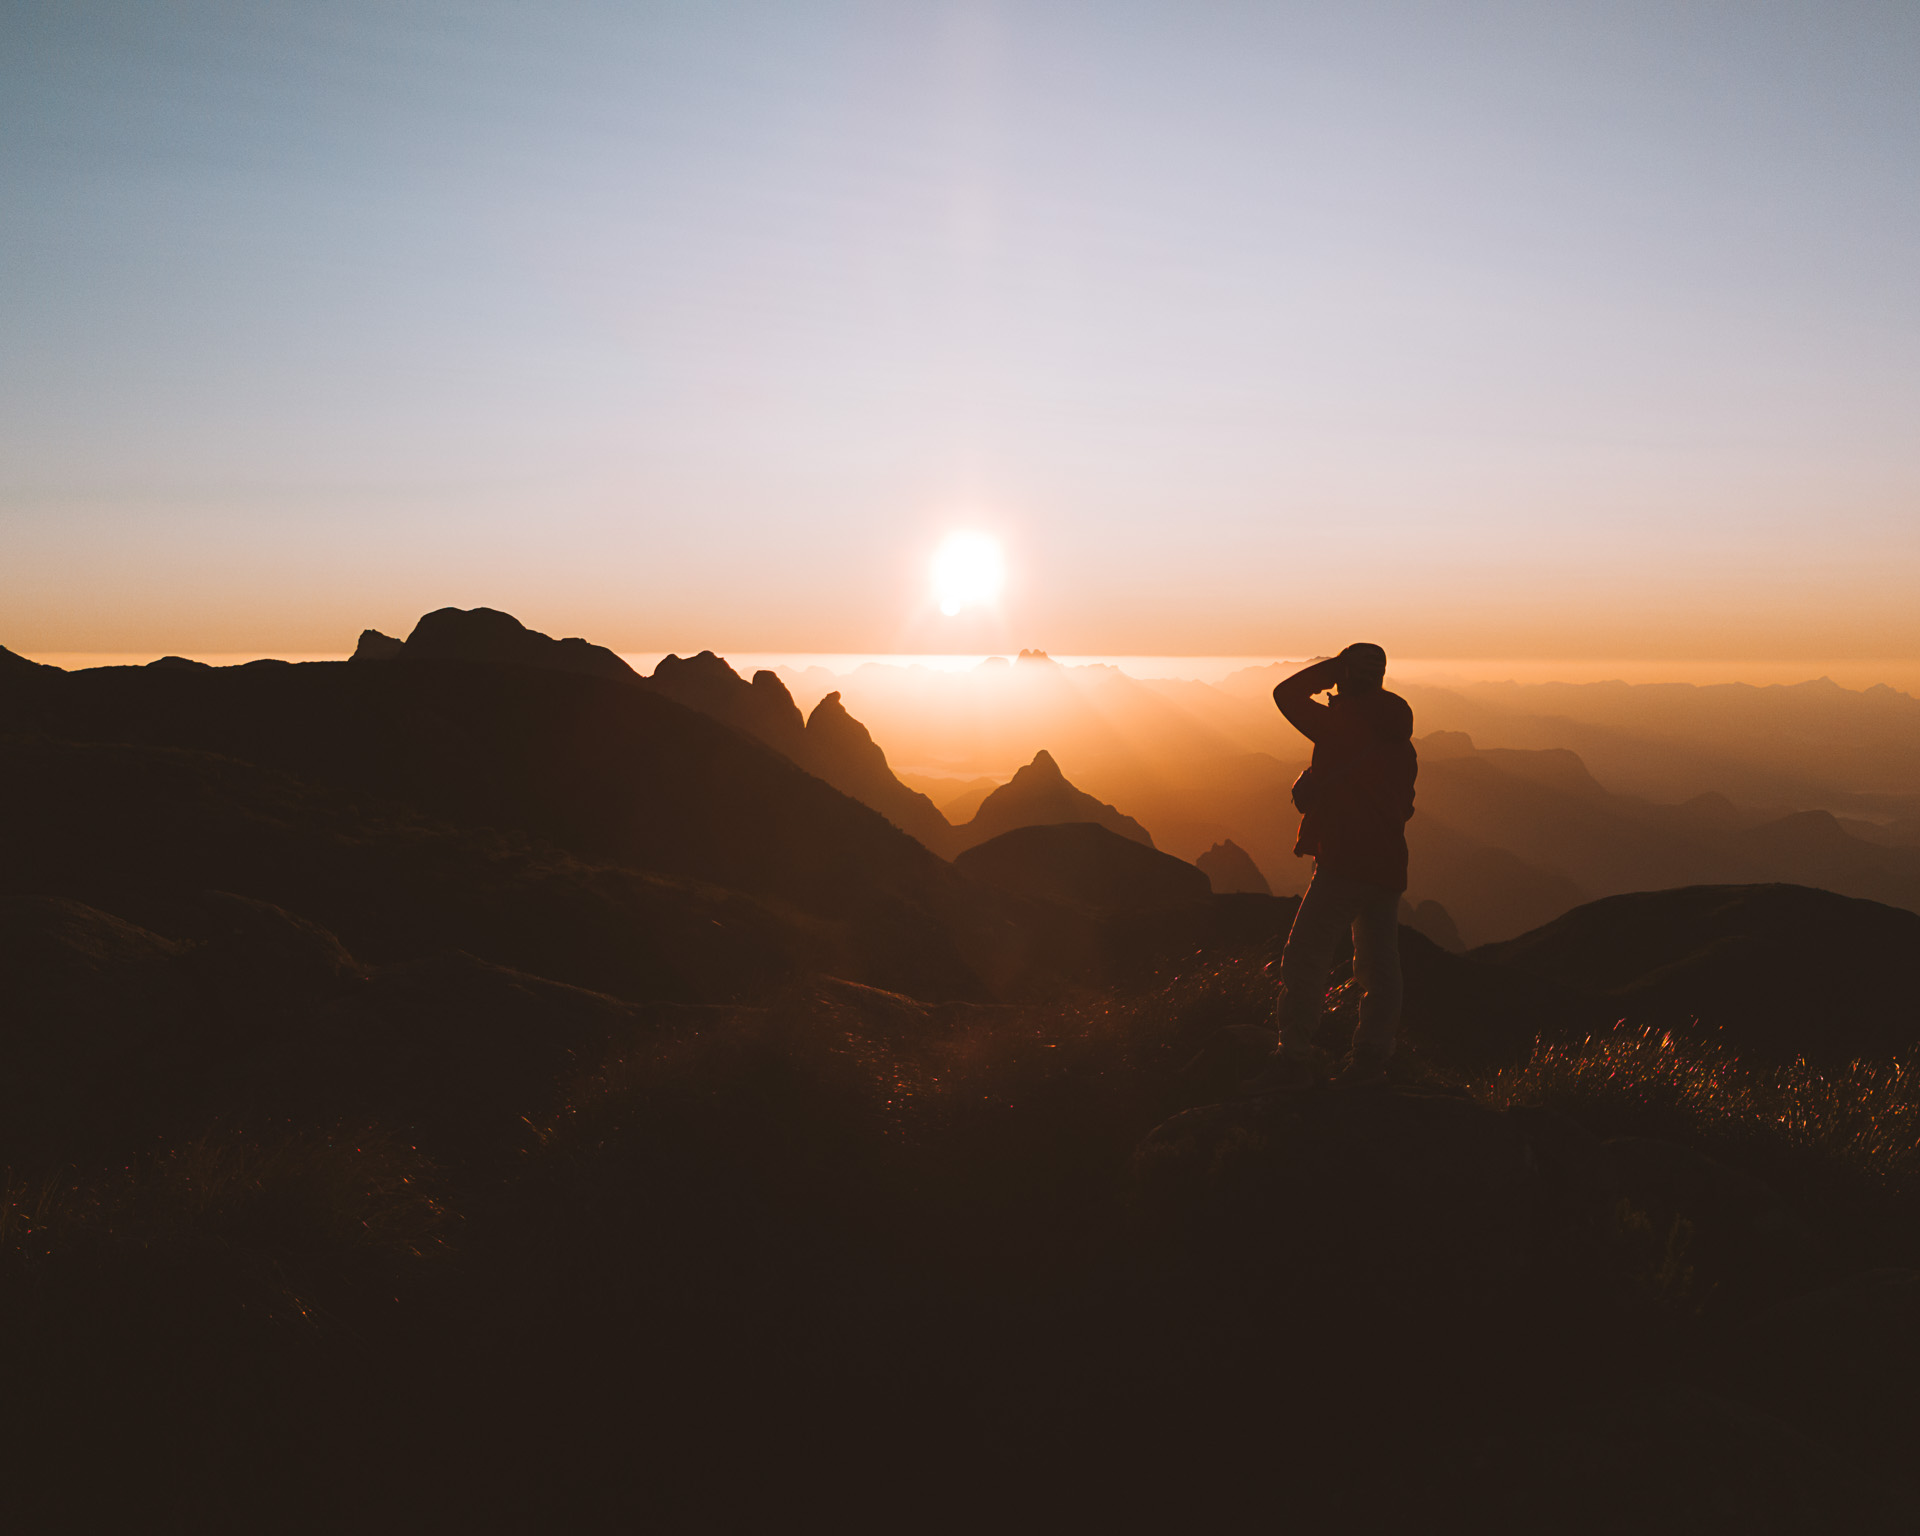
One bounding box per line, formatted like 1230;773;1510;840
1264;643;1417;1088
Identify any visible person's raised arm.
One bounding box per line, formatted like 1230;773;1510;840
1272;656;1345;742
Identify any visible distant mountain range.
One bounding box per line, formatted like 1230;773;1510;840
12;607;1920;964
1407;729;1920;945
775;653;1920;943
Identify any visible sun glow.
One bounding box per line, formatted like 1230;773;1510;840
932;532;1005;617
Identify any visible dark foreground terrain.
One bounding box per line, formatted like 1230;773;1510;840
3;642;1917;1530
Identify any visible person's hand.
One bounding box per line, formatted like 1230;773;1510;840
1303;655;1346;693
1272;654;1348;715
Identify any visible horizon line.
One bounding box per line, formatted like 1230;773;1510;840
19;648;1920;696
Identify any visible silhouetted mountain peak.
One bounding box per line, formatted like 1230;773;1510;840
1016;649;1054;666
642;657;951;851
648;652;805;753
798;690;955;854
1196;838;1271;896
149;656;211;670
402;607;639;684
1015;749;1064;783
352;629;405;662
804;690;889;770
805;689;859;735
960;750;1155;852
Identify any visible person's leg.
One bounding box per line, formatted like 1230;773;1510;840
1275;867;1360;1057
1349;882;1404;1059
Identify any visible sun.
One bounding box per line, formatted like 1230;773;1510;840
932;531;1005;616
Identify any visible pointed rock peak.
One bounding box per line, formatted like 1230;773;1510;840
1020;749;1064;780
1016;648;1054;665
351;629;404;662
806;691;871;739
650;650;805;752
750;669;803;718
804;691;883;759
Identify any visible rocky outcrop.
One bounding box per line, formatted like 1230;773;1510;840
799;692;955;854
401;607;639;684
1196;838;1270;895
351;628;405;662
644;656;958;852
647;652;806;755
956;750;1154;852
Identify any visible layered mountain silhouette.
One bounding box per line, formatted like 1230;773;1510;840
897;771;1003;824
1407;731;1920;945
344;613;962;857
0;633;1004;999
646;649;955;853
648;649;807;750
796;691;956;854
1221;664;1920;806
792;655;1920;944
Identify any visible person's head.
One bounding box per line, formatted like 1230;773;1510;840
1337;642;1387;693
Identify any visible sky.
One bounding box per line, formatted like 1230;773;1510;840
4;1;1919;671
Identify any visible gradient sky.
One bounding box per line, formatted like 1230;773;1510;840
5;2;1918;665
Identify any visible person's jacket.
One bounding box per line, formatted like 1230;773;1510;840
1290;689;1417;891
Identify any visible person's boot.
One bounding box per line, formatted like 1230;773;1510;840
1330;1044;1391;1091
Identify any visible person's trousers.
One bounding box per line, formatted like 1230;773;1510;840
1275;865;1403;1059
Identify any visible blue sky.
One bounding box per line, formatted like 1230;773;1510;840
4;2;1918;663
